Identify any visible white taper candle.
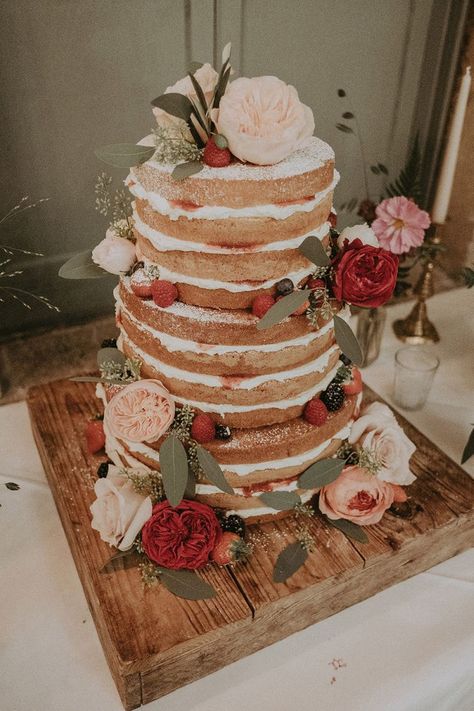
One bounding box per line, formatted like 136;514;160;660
431;66;471;224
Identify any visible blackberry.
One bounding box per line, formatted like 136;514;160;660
340;353;352;366
222;514;246;537
320;383;345;412
275;278;294;297
216;424;232;440
97;462;109;478
101;338;117;349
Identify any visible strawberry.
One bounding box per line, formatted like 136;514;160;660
151;280;178;308
85;419;105;454
252;294;275;318
343;367;363;395
211;532;250;565
304;397;329;426
203;136;232;167
130;268;154;298
191;413;216;443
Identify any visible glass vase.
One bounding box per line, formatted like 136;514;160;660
356;306;387;367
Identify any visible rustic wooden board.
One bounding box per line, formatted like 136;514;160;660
27;380;474;710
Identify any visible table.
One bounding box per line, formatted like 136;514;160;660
1;287;473;711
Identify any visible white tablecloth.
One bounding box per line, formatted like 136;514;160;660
1;288;473;711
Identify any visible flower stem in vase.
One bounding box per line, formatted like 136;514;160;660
356;306;387;367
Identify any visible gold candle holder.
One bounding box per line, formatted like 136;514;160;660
392;224;441;344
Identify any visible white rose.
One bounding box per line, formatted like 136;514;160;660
153;63;219;140
349;402;416;485
92;232;136;275
337;223;379;250
90;465;152;550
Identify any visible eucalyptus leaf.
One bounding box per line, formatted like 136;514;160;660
196;446;234;495
94;143;155;168
100;548;141;574
58;251;108;280
324;516;369;543
221;41;232;64
298;458;346;489
5;482;20;491
184;470;196;498
461;427;474;464
151;92;194;121
213;64;231;109
298;235;330;266
333;315;363;366
171;161;204;181
159;435;189;507
259;490;301;511
159;568;217;600
335;123;353;134
273;541;308;583
256;289;312;331
97;347;126;368
188;71;209;116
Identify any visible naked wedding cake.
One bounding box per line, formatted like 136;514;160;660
67;45;419;588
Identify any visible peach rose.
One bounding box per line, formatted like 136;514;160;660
337;223;379;250
153;63;218;140
104;379;175;443
92;227;136;275
90;465;152;550
217;76;315;165
319;465;395;525
349;402;416;485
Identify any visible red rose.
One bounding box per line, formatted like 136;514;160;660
141;500;221;570
332;238;398;308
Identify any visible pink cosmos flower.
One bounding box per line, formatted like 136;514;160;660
104;379;175;443
372;196;430;255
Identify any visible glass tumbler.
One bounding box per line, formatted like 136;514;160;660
393;346;439;410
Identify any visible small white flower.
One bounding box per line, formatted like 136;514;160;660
337;223;379;250
92;231;136;275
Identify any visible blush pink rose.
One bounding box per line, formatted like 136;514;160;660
153;63;218;141
104;379;175;443
372;196;431;255
90;465;152;550
319;465;395;526
217;76;315;165
92;228;136;275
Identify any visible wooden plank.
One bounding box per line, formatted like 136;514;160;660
27;380;474;710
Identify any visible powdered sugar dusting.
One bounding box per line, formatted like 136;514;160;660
137;135;334;182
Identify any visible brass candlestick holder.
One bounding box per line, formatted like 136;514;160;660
393;224;441;344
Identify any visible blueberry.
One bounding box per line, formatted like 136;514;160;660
100;338;117;349
216;424;232;440
275;278;294;297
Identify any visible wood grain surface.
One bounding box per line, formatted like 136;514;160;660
27;380;474;710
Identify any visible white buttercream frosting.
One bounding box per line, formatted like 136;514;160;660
226;490;314;519
119;330;338;390
142;259;313;292
126;171;339;221
133;207;329;254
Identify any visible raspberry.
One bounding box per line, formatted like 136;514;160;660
252;294;275;318
203;136;232;167
130;268;154;298
343;367;363;395
191;413;216;443
304;398;329;425
321;383;345;412
151;280;178;308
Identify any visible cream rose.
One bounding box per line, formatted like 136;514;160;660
217;75;315;165
153;63;218;139
337;223;379;250
92;228;136;275
103;379;175;443
90;465;152;550
349;402;416;485
319;465;395;526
